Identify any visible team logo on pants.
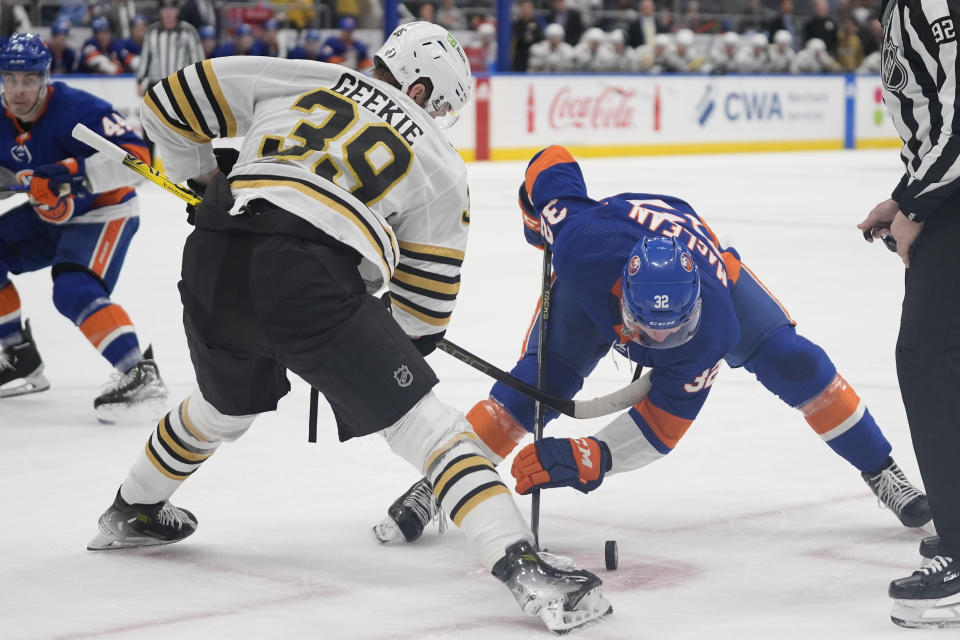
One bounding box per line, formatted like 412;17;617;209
394;364;413;387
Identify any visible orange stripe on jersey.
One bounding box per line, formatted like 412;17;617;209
0;281;20;316
59;157;80;174
740;263;794;324
91;187;135;209
121;143;151;164
467;399;528;459
633;397;693;450
90;218;126;277
524;146;576;198
722;250;741;286
79;304;133;348
799;374;861;435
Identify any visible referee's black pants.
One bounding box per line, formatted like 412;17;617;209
896;212;960;558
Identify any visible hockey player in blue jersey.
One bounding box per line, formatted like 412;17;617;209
0;34;168;421
321;17;372;72
376;145;931;543
80;17;125;75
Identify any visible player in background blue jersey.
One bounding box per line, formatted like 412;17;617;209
376;145;931;543
80;17;125;75
48;19;77;75
0;34;168;421
321;17;372;72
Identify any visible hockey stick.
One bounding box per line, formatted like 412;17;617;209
436;338;651;419
71;123;202;207
531;246;552;550
0;185;27;193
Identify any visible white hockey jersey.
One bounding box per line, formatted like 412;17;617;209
141;56;469;338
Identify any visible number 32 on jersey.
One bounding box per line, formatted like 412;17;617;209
259;87;414;205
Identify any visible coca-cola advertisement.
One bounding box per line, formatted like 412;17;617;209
535;84;639;132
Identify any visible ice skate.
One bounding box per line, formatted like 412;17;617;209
94;345;168;423
87;489;197;551
920;536;941;560
0;320;50;398
373;477;447;543
890;555;960;628
493;540;612;635
862;458;932;528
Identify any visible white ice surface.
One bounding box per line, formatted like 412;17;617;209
0;150;931;639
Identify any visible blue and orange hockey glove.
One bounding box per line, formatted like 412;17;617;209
29;158;86;208
518;182;545;249
511;436;611;495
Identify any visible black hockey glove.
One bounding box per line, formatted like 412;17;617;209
184;148;240;224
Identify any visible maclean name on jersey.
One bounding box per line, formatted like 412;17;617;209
331;73;425;145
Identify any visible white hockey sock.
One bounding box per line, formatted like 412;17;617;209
427;440;532;571
120;398;220;505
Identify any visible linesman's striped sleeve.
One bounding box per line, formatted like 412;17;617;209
388;175;470;337
885;0;960;221
140;56;262;182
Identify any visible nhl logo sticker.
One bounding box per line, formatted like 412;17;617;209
627;255;642;276
680;252;693;272
393;364;413;388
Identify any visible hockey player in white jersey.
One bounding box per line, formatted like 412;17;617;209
767;29;796;73
605;30;635;72
85;22;611;635
574;27;611;72
528;23;576;72
663;28;706;72
732;32;771;73
790;37;840;73
635;33;671;73
707;31;741;74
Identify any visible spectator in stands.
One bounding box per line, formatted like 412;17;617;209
767;0;799;50
768;29;795;72
529;23;576;72
464;21;497;72
835;15;864;70
81;17;124;74
802;0;837;54
287;29;325;61
790;36;840;73
734;32;770;73
336;0;362;25
635;32;671;73
708;31;741;75
679;1;706;34
574;27;611;72
261;18;287;58
213;23;266;57
657;6;676;35
418;3;437;24
199;24;218;59
48;19;78;75
116;14;147;73
55;2;86;31
286;0;316;30
602;0;643;48
547;0;584;47
436;0;467;31
636;0;661;48
860;16;882;56
180;0;219;36
738;0;767;35
321;17;372;71
606;29;636;72
512;0;546;71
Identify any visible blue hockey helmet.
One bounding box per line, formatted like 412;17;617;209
199;25;217;41
51;19;72;36
0;33;52;74
236;23;253;37
304;29;322;42
91;17;111;33
620;236;702;349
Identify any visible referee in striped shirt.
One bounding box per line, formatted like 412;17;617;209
859;0;960;628
137;0;203;157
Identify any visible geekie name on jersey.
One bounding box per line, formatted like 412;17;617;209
331;73;425;146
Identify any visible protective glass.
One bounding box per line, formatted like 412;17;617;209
620;297;702;349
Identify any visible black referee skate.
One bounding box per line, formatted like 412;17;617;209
87;489;197;551
862;458;932;528
94;345;168;423
493;540;613;634
890;555;960;628
0;320;50;398
372;477;447;543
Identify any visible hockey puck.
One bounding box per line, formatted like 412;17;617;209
604;540;618;570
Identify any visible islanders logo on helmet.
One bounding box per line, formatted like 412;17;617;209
0;33;53;74
619;236;702;349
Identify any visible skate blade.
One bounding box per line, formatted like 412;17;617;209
87;530;179;551
372;518;404;544
540;587;613;635
0;371;50;398
95;395;169;425
891;593;960;628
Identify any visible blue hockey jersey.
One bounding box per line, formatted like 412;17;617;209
522;146;744;449
0;81;148;222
